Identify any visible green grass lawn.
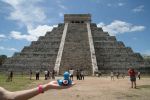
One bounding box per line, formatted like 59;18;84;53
0;74;34;91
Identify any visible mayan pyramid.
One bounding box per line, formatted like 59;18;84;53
1;14;146;75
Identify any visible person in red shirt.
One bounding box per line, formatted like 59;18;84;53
128;68;137;88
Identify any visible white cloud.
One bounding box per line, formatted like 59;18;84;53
107;3;112;7
132;37;137;40
59;12;64;17
58;4;67;10
2;0;62;41
0;34;6;38
0;46;4;50
132;5;144;13
97;20;145;36
0;46;18;51
10;31;36;41
56;0;67;18
118;3;125;6
28;25;57;38
56;0;67;10
107;2;125;7
2;0;46;29
0;34;6;41
10;25;57;41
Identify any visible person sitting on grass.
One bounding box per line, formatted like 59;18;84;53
0;81;75;100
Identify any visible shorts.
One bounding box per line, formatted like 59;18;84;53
70;74;73;77
130;76;136;81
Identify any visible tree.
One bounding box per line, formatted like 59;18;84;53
0;55;7;65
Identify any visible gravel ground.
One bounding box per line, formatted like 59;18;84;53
30;76;150;100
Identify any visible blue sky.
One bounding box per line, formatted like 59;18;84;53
0;0;150;57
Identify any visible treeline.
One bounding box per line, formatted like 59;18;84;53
143;55;150;63
0;55;7;65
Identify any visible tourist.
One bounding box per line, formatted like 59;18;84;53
110;71;114;80
137;71;141;80
80;69;84;80
69;68;74;81
35;70;40;80
49;71;52;79
44;70;48;80
30;70;32;80
0;81;75;100
10;71;13;82
52;70;55;79
121;72;125;79
116;72;120;79
98;71;102;77
128;68;137;88
76;69;80;80
47;70;50;79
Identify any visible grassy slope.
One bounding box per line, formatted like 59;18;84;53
0;74;34;91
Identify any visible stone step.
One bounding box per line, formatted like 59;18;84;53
95;47;133;54
93;36;116;41
19;52;58;55
13;52;57;58
31;41;60;45
2;64;54;70
92;31;110;37
94;41;125;48
22;46;59;52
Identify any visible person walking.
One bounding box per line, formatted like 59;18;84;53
128;68;137;88
137;71;141;80
80;69;84;80
10;71;13;81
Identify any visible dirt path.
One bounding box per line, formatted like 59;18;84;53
30;76;150;100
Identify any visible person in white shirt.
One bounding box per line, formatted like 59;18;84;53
44;70;48;80
137;71;141;80
69;68;74;81
110;71;114;80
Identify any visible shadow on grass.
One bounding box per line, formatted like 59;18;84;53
137;85;150;89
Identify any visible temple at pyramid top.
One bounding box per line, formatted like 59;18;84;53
64;14;91;23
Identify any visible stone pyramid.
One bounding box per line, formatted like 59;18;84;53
1;14;146;75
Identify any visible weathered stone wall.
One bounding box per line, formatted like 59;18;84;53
1;24;65;72
91;23;145;73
